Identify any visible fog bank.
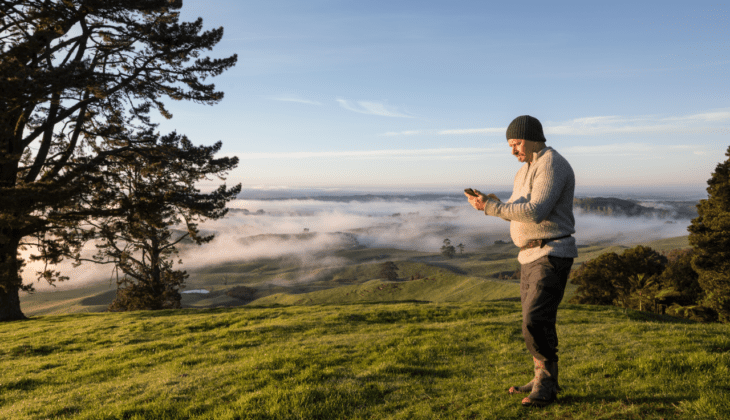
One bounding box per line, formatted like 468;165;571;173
23;196;692;291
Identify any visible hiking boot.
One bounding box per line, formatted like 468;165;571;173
521;360;558;408
509;357;561;395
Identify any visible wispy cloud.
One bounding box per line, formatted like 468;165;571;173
563;142;708;156
380;130;432;137
234;147;501;160
438;128;505;135
547;110;730;136
378;109;730;137
562;143;655;155
266;94;322;105
337;99;415;118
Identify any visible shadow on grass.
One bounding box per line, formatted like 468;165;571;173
625;310;696;324
557;393;687;409
386;365;453;378
421;262;468;275
560;304;697;325
1;378;43;391
80;289;117;306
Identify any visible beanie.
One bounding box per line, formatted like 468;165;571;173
505;115;546;142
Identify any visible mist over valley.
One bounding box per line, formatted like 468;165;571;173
19;190;699;316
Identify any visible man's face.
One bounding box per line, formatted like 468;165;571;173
508;139;528;163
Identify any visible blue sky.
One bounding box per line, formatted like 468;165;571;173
154;0;729;194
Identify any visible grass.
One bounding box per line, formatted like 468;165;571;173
1;302;728;419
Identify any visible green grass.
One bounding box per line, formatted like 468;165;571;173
1;302;728;419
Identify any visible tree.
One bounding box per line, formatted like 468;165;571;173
441;238;455;259
613;245;666;311
0;0;237;320
570;246;667;310
654;249;703;308
688;145;730;322
569;252;623;305
653;249;712;320
85;130;240;311
457;243;465;254
378;261;398;281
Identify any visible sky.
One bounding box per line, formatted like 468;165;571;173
151;0;729;195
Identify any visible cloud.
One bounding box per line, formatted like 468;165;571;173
266;94;322;105
234;147;502;160
546;110;730;136
438;128;505;135
378;109;730;138
337;99;415;118
380;130;432;136
562;143;655;156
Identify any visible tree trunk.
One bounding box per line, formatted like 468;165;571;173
0;236;27;321
0;285;26;321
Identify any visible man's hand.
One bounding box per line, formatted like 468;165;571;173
465;189;486;211
464;190;501;212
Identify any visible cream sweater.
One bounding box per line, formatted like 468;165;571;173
484;146;578;264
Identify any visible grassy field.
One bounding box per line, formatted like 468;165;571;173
2;301;728;419
6;235;725;419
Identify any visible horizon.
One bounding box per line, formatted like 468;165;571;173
229;184;709;201
147;0;726;190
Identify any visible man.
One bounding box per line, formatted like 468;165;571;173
465;115;577;408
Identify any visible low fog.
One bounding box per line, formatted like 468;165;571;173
23;196;692;291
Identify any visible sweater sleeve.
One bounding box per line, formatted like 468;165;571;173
484;153;569;224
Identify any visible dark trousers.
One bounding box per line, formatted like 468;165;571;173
520;255;573;363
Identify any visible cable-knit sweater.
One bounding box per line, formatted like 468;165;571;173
484;146;578;264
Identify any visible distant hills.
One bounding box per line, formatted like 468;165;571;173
573;197;698;219
231;193;699;220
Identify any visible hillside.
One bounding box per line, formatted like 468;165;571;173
19;236;691;317
1;302;727;419
573;197;698;219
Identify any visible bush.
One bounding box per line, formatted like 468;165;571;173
570;245;716;321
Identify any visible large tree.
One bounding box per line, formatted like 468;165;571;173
688;145;730;322
0;0;237;320
86;130;240;311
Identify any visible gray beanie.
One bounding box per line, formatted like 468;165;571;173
505;115;546;142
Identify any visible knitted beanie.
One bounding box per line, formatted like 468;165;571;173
505;115;546;142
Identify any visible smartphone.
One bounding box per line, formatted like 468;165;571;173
464;188;479;197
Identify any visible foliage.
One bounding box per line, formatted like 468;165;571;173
655;249;704;308
440;238;456;259
0;0;236;320
570;244;719;321
85;131;240;311
688;145;730;322
377;261;398;281
457;243;465;254
570;246;665;309
1;302;729;419
569;251;624;306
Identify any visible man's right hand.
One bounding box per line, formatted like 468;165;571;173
465;191;486;211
